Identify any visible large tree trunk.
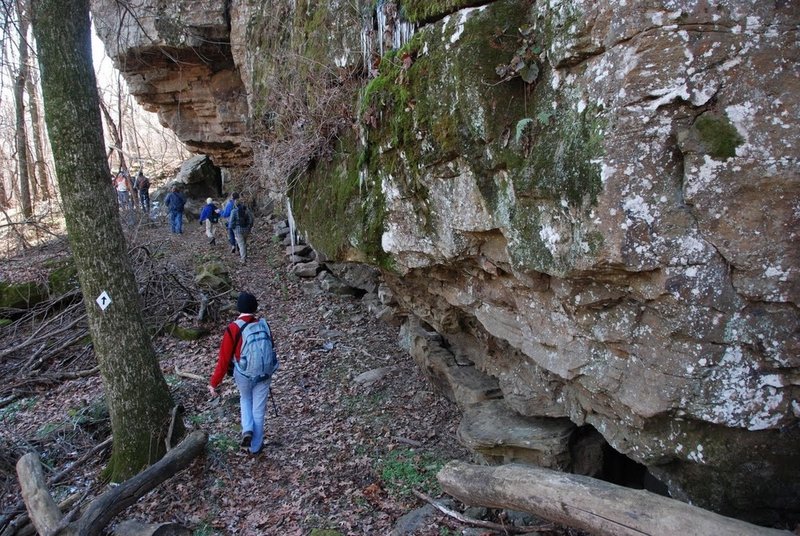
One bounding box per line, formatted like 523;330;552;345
14;0;33;219
31;0;177;481
438;461;792;536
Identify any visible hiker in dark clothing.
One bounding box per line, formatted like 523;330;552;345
136;171;151;214
220;191;239;253
199;197;220;245
229;197;254;264
164;185;186;234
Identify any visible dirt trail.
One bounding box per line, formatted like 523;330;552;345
1;213;471;535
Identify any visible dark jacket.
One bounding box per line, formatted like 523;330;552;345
164;191;186;214
229;203;253;231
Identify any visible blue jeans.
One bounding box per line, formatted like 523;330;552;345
169;211;183;233
233;369;271;453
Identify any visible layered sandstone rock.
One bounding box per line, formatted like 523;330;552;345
91;0;250;166
91;0;800;525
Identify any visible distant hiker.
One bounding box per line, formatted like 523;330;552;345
199;197;220;245
113;169;134;211
164;185;186;234
220;191;239;254
208;292;279;455
229;196;254;264
136;170;151;214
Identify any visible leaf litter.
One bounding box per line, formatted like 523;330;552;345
0;214;478;535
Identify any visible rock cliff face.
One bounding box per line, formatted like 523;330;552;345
91;0;800;525
91;0;250;166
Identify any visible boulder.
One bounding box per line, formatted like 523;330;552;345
0;281;48;317
290;261;322;278
326;262;381;295
172;155;222;200
318;272;363;297
194;261;231;292
403;319;501;408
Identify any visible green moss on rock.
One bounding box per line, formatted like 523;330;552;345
46;259;78;295
166;324;209;341
0;281;47;314
694;113;743;159
194;261;232;292
401;0;495;23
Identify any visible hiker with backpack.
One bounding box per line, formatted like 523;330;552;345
220;192;239;254
229;196;254;264
199;197;220;245
164;185;186;234
208;292;279;455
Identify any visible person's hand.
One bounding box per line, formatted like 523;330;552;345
207;385;218;397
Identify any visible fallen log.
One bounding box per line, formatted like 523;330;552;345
437;461;792;536
16;430;208;536
113;520;191;536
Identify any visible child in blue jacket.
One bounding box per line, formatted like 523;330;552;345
199;197;220;245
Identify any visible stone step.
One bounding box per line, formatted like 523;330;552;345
458;399;575;470
402;320;501;409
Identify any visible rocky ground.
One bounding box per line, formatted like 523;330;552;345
0;210;579;535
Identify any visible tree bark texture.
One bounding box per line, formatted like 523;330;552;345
438;461;792;536
14;0;33;218
31;0;175;481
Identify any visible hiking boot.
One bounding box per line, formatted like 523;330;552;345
240;432;253;450
230;245;236;253
209;237;216;245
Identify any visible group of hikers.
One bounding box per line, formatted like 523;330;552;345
113;167;271;453
112;167;254;264
113;167;151;214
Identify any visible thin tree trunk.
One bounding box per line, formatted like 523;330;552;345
31;0;177;481
26;66;51;201
99;96;127;172
14;0;32;219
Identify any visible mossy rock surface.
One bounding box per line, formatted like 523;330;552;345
167;324;209;341
46;259;79;295
693;112;743;159
194;261;232;292
309;530;343;536
401;0;490;23
0;281;48;314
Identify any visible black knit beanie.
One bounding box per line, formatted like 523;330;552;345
236;292;258;314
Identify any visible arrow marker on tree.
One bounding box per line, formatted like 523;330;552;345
96;291;112;311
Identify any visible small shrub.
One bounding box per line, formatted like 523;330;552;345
377;448;445;498
208;433;238;453
0;397;36;422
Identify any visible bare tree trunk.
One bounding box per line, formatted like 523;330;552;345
99;96;127;172
31;0;178;482
26;64;51;201
14;0;32;218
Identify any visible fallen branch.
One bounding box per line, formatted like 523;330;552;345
16;430;208;536
412;489;555;534
174;366;204;382
0;439;111;536
437;462;793;536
